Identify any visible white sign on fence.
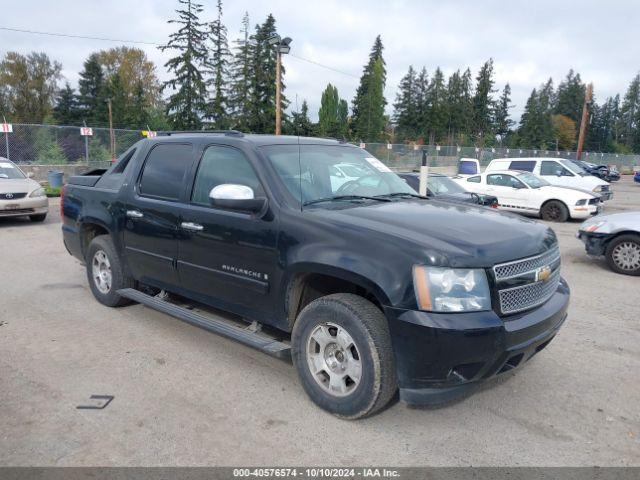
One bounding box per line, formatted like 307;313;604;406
1;123;12;133
80;127;93;136
387;143;392;150
359;142;366;149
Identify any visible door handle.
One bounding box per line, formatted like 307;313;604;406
181;222;204;232
126;210;144;218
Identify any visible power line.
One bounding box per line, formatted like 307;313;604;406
0;25;364;81
0;26;161;46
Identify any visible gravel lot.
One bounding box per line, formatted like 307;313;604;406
1;177;639;467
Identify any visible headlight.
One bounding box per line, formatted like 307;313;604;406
575;199;587;206
581;221;606;233
592;185;604;193
413;266;491;312
29;187;45;198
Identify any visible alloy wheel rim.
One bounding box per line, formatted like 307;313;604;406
306;322;362;397
547;205;560;220
612;242;640;271
92;250;112;294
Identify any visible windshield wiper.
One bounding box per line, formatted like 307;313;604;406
303;195;392;206
374;192;429;200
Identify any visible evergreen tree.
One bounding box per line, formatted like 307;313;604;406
125;82;150;128
78;53;107;124
53;82;80;125
619;74;640;151
247;14;286;133
393;66;419;141
471;58;496;145
228;12;253;131
160;0;209;129
424;67;447;143
493;83;514;142
554;69;585;124
414;67;429;142
351;36;387;141
206;0;231;128
105;72;127;127
318;84;349;138
289;99;314;136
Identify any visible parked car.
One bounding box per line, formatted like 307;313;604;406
634;171;640;184
454;170;601;222
578;212;640;275
0;157;48;222
485;158;612;201
398;172;498;207
62;132;569;419
571;160;620;182
456;157;481;178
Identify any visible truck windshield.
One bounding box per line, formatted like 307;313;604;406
260;145;415;205
428;175;467;194
0;160;26;179
562;159;589;176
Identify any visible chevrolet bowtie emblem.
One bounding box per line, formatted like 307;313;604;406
536;265;552;282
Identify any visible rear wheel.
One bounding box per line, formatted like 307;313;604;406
29;213;47;222
540;200;569;222
605;234;640;276
86;235;135;307
291;293;397;419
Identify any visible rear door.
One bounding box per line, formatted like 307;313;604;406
123;142;194;289
175;144;279;320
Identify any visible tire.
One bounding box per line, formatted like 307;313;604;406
291;293;397;419
85;235;135;307
540;200;569;222
605;234;640;276
29;213;47;222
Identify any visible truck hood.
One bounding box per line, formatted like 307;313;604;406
0;178;40;194
311;199;557;268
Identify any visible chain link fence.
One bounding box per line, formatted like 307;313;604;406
2;124;639;174
1;124;142;167
363;143;640;173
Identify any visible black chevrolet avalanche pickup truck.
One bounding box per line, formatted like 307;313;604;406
62;132;569;419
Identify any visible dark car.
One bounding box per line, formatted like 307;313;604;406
573;160;620;182
634;171;640;184
61;132;569;419
398;172;498;207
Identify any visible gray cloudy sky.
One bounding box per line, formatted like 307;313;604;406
1;0;639;122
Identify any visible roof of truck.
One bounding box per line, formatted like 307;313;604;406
154;132;350;147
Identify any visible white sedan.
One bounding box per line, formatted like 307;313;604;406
453;170;601;222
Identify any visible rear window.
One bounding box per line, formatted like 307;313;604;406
509;160;535;172
139;144;193;200
458;160;478;175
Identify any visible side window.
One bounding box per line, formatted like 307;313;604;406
509;160;535;172
487;174;507;186
191;145;264;206
139;144;193;200
467;175;481;183
540;160;572;176
509;176;525;189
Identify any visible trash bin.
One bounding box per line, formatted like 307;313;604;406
47;170;64;188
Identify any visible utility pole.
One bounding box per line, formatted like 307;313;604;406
107;99;115;162
275;51;282;135
2;116;9;160
576;83;593;160
269;35;292;135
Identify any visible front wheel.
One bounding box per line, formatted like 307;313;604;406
291;293;397;419
605;234;640;276
86;235;135;307
540;200;569;222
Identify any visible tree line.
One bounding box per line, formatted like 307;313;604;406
0;0;639;155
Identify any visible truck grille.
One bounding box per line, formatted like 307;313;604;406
493;246;561;315
601;185;610;192
1;192;27;200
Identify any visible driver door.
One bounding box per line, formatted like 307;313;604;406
175;144;279;320
486;174;529;212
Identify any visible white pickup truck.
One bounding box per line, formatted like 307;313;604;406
454;170;601;222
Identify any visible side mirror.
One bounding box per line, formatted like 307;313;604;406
27;172;34;178
209;184;267;215
555;170;563;177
